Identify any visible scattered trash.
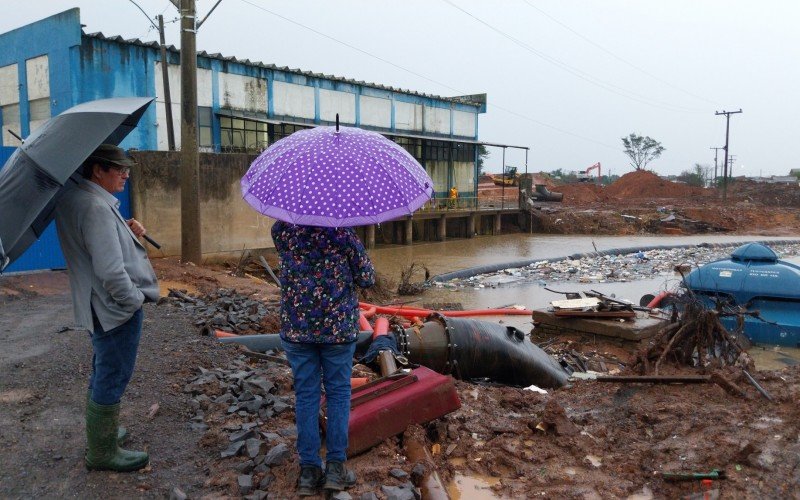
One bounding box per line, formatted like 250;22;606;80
436;243;800;290
146;403;160;420
523;384;547;394
660;468;726;481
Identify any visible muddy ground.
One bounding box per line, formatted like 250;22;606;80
515;171;800;236
2;259;799;499
2;175;800;499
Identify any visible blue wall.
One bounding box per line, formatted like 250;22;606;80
0;11;137;272
0;8;82;144
77;36;159;151
0;146;66;272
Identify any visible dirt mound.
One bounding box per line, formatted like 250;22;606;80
605;170;712;199
553;183;607;205
727;178;800;207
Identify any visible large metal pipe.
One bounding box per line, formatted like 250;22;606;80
397;314;568;388
533;184;563;202
220;318;568;388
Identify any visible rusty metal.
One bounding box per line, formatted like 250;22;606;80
403;429;450;500
350;373;417;408
377;350;399;377
330;366;461;457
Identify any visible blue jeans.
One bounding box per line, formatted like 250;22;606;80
282;340;356;468
88;308;143;405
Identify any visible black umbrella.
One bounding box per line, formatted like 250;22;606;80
0;97;154;272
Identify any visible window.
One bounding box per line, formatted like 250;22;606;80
392;137;422;162
420;140;475;163
269;123;309;143
198;106;213;148
1;103;21;146
220;115;267;152
453;142;475;162
424;140;451;162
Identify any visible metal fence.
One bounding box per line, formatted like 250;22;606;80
418;195;519;212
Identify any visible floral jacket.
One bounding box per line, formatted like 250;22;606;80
272;221;375;344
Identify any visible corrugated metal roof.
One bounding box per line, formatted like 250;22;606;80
83;31;484;107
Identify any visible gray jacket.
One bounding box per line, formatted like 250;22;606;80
55;179;159;332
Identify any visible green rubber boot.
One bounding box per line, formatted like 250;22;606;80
87;391;127;445
85;399;149;472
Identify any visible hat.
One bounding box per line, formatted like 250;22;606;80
86;144;135;167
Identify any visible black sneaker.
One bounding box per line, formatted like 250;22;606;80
297;465;324;496
324;461;356;491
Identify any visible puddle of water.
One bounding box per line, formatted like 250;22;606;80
749;345;800;371
158;279;199;297
448;473;503;500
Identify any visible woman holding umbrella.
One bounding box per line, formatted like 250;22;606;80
273;221;374;495
241;117;433;496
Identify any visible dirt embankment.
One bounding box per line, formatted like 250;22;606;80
524;170;800;236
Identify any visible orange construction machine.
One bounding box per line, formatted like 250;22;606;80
576;162;601;184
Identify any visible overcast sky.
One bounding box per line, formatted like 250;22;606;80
3;1;799;176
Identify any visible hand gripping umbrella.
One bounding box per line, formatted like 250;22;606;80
241;117;433;227
0;97;154;271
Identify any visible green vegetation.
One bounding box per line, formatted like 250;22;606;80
622;133;665;171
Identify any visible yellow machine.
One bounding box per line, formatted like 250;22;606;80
492;166;518;186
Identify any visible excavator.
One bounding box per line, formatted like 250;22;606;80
576;162;601;184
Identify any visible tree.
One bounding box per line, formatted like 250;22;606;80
621;133;665;171
476;145;490;176
677;163;710;187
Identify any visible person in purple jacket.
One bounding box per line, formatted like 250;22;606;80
272;220;375;496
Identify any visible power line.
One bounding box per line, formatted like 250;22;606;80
441;0;705;114
521;0;722;106
235;0;619;150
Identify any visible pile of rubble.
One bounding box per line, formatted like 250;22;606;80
537;337;627;376
183;354;427;499
162;288;280;334
435;242;800;289
182;356;297;497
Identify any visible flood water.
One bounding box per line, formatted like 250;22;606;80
369;233;800;310
368;233;800;369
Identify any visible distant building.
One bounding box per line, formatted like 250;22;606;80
0;8;487;199
750;175;799;184
0;8;494;271
768;176;799;184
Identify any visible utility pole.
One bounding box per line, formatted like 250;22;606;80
158;15;175;151
710;146;723;184
179;0;201;264
728;155;737;180
127;2;175;150
715;109;742;201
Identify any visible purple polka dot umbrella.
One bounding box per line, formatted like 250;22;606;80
241;123;433;227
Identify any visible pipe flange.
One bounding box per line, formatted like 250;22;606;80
427;312;459;376
391;323;410;355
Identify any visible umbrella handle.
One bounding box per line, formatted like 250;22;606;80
143;234;162;249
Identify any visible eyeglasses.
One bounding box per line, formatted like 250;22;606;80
109;166;131;175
